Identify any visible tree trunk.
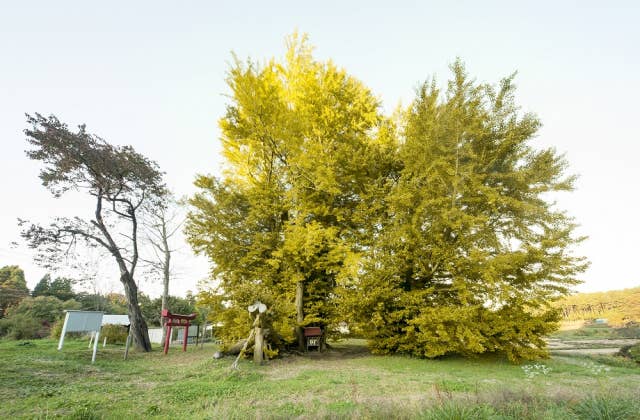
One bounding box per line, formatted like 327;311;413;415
295;280;305;351
160;248;170;344
91;192;151;351
254;326;264;365
226;338;249;355
154;207;173;345
121;271;152;352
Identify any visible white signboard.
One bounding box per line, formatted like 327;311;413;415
64;311;104;332
102;314;130;326
58;310;104;363
148;328;164;344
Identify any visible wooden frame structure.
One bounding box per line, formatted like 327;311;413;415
162;308;196;354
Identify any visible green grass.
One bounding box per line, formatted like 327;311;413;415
551;324;640;340
1;338;639;419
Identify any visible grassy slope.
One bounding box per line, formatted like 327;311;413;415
556;286;640;326
0;339;639;419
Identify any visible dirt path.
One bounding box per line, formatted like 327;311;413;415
551;348;620;355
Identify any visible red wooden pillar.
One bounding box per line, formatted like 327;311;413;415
183;322;189;352
163;324;172;355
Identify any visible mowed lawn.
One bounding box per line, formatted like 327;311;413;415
1;338;639;419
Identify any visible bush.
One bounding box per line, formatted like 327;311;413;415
6;296;65;323
101;324;129;344
1;296;69;339
62;299;82;311
618;344;640;363
49;318;64;339
48;318;83;340
0;313;47;339
0;317;10;336
613;323;640;339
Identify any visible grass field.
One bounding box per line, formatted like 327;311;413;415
1;338;639;419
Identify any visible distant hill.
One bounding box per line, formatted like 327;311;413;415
555;286;640;326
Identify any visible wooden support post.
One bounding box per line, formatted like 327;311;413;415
231;329;254;370
57;312;70;351
91;330;100;363
183;324;189;352
163;324;172;355
295;281;305;351
254;326;264;365
124;327;132;360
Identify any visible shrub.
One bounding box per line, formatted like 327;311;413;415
613;323;640;339
62;299;82;311
618;344;640;363
49;318;64;339
48;318;83;340
0;313;46;339
101;324;129;344
6;296;65;323
0;317;10;336
0;295;67;339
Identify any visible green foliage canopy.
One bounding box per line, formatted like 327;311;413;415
187;35;586;361
139;294;200;327
0;265;29;318
32;274;76;301
187;33;388;350
340;63;586;361
75;292;128;314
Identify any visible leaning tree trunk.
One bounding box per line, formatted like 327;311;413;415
295;280;305;351
91;193;152;351
121;271;152;352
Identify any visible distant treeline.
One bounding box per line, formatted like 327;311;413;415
0;265;200;339
555;287;640;326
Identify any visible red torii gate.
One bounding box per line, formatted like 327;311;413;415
162;309;196;354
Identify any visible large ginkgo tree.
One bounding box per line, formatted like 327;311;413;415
187;35;586;361
346;63;587;361
186;34;389;352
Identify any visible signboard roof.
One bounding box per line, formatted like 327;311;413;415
102;315;130;326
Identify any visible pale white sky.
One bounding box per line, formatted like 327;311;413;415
1;1;638;296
